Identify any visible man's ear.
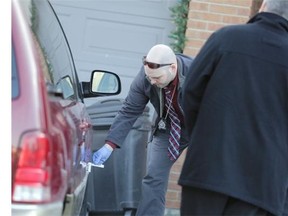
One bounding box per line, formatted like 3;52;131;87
259;0;266;12
170;63;177;73
169;64;178;79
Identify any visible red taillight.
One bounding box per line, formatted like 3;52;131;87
12;131;52;203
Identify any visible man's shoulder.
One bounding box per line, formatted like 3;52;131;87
176;53;194;62
176;53;194;77
215;23;250;38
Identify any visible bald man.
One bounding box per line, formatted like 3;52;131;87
92;44;194;215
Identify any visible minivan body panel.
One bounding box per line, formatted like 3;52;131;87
12;0;91;215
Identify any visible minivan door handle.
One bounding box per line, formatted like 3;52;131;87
78;121;91;146
79;121;91;131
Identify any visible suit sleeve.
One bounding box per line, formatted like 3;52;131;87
106;67;149;147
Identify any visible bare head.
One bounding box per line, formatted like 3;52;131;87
143;44;177;88
259;0;288;20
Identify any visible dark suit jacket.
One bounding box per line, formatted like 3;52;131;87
179;12;288;216
106;53;194;148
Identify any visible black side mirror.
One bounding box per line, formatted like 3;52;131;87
81;70;121;98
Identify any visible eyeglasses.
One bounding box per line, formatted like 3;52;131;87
142;56;173;69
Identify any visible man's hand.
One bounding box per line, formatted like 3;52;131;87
92;144;113;165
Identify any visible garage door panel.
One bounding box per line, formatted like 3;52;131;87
51;0;175;19
81;20;169;64
85;21;164;51
50;0;176;105
76;60;139;86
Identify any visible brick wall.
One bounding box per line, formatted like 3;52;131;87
165;0;262;211
184;0;256;57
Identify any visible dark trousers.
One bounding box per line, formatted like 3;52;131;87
136;132;174;216
181;186;274;216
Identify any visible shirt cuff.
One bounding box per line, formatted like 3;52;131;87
105;140;118;149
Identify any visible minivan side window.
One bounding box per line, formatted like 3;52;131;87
25;0;79;100
12;45;19;99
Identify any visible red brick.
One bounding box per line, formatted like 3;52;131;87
166;199;181;209
187;19;208;30
190;11;224;22
209;4;238;15
222;15;249;24
166;191;178;200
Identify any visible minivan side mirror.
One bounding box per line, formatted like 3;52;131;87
82;70;121;98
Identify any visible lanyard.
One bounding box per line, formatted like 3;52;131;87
159;86;177;119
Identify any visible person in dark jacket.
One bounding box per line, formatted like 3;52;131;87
92;44;194;216
179;0;288;215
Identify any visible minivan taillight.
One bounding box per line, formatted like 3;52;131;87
12;131;52;203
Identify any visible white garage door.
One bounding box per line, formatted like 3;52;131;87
50;0;177;106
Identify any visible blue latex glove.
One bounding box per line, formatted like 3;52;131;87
92;144;113;165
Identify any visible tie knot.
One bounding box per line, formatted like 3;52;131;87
164;87;171;95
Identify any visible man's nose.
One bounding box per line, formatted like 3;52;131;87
150;79;157;85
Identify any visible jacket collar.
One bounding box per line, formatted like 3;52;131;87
176;56;185;90
248;12;288;33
